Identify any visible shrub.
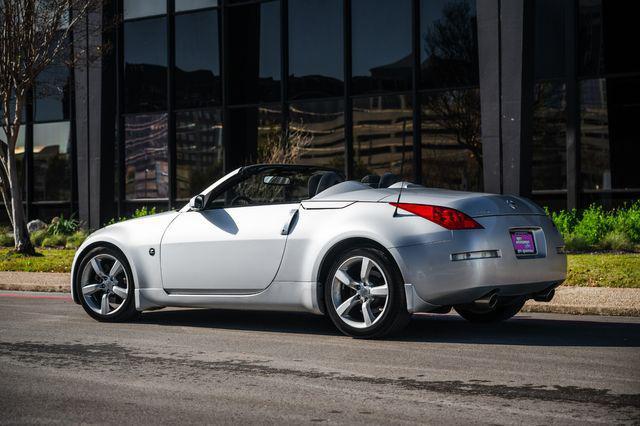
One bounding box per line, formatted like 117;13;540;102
564;234;591;252
48;215;79;236
0;232;14;247
549;201;640;252
600;230;635;251
65;231;88;249
30;229;48;246
106;206;158;226
41;234;68;248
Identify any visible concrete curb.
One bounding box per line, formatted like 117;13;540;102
1;271;638;317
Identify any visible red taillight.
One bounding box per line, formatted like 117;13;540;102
390;203;483;230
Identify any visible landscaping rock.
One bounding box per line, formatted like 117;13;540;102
27;219;47;233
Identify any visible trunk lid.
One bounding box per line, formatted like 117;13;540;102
379;188;546;217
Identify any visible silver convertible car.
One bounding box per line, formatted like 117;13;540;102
71;164;566;338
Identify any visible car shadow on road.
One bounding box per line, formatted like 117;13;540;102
139;308;640;347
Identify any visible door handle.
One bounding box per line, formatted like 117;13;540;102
281;209;299;235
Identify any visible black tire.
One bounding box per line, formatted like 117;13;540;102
75;246;139;322
324;247;410;338
454;299;526;323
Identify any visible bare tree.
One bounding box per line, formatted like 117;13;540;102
0;0;100;253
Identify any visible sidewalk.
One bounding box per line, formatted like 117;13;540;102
1;271;638;316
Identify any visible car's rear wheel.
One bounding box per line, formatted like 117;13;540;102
324;247;410;338
75;246;138;322
454;299;526;323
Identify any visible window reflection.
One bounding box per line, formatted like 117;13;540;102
289;0;343;99
534;0;568;80
33;122;71;201
176;0;217;12
35;64;70;122
123;0;166;20
175;9;221;108
227;105;281;165
227;1;281;104
289;100;345;170
421;89;482;191
351;0;412;95
420;0;479;89
580;79;609;190
176;110;224;199
124;17;167;113
532;82;567;191
352;95;413;180
578;0;604;77
125;113;169;199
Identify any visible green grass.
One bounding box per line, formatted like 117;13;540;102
0;248;76;273
0;249;637;288
565;253;640;288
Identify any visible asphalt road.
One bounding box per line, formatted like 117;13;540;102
0;293;639;425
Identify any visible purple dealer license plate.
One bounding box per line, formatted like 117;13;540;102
511;231;536;255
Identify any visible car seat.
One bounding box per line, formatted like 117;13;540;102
361;174;380;188
315;172;343;195
379;172;401;188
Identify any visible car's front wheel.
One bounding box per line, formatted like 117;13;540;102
75;246;139;322
324;247;410;338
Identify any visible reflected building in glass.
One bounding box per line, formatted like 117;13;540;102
2;0;637;228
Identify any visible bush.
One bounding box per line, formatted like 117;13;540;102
549;201;640;252
600;230;634;251
0;232;14;247
65;231;88;249
30;229;48;246
48;215;79;236
41;234;68;248
106;206;158;226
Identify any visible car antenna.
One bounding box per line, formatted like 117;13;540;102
393;118;407;217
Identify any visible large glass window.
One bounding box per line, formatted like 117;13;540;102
123;0;166;20
175;9;221;109
124;17;168;113
35;57;70;122
33;122;71;201
532;82;567;191
420;0;479;89
227;105;281;165
176;109;224;199
124;113;169;199
176;0;217;12
534;0;569;81
578;0;604;78
288;0;343;99
351;0;412;95
421;88;482;191
352;94;413;180
289;99;345;170
580;78;609;190
227;1;281;104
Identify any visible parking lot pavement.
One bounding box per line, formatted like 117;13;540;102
0;294;638;424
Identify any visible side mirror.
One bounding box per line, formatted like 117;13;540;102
189;194;205;211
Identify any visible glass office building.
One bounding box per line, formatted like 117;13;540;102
1;0;636;228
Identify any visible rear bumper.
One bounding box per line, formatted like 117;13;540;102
390;214;567;309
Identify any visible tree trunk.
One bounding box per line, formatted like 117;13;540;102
0;164;14;229
7;151;34;255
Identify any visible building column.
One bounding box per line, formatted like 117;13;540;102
477;0;534;196
73;4;116;230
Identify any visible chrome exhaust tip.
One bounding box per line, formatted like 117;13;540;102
532;288;555;303
474;293;498;310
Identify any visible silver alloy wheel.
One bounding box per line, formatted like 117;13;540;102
80;253;129;316
331;255;389;329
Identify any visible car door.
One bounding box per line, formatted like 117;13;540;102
160;203;298;293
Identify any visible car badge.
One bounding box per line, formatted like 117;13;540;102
506;200;518;210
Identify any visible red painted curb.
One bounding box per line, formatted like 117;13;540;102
0;293;72;300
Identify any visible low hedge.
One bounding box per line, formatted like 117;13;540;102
548;202;640;252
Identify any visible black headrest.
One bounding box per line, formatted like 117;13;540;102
315;172;343;195
361;174;380;188
307;173;323;197
379;172;400;188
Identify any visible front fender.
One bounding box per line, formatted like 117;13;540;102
70;212;180;306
